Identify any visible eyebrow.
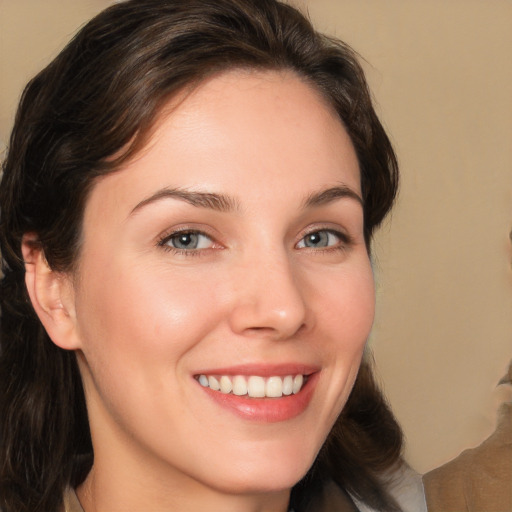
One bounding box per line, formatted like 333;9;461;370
302;185;363;208
130;188;240;215
130;183;362;216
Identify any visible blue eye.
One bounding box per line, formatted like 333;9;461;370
297;230;342;249
163;231;214;251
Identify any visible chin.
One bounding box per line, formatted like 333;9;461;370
198;439;319;495
209;466;309;496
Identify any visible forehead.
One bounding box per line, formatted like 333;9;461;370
84;69;360;222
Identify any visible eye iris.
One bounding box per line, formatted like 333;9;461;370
172;233;198;249
305;231;329;247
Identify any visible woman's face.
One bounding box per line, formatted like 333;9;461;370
70;70;374;499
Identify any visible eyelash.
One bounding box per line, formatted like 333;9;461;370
157;228;217;257
157;227;352;256
296;228;352;252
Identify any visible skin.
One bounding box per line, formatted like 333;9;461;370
24;70;375;512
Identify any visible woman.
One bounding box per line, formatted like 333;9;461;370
0;1;421;511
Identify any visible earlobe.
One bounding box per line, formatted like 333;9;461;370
22;234;81;350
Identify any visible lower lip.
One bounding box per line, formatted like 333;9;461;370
198;373;319;423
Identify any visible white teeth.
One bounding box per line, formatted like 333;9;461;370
197;373;306;397
208;375;220;391
282;375;293;396
232;375;247;396
292;374;303;395
266;376;283;398
220;375;232;394
247;376;265;397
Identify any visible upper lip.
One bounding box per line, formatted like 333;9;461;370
194;363;319;377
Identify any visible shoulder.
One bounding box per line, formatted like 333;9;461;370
423;402;512;512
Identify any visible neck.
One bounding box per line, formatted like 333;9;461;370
77;467;291;512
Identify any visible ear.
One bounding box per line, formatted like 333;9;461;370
22;234;82;350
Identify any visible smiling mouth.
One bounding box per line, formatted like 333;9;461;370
196;374;307;398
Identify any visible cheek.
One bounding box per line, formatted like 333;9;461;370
312;260;375;346
74;257;226;372
336;263;375;370
73;259;229;440
311;261;375;414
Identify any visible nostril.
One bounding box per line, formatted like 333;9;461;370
242;322;306;340
244;326;280;336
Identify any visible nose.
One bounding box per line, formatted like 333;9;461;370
227;252;309;340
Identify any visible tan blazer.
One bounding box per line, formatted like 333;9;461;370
423;402;512;512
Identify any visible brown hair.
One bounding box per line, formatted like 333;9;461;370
0;1;401;511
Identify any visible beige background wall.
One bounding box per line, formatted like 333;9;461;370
1;0;511;474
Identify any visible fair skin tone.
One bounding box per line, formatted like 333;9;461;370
23;70;374;512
